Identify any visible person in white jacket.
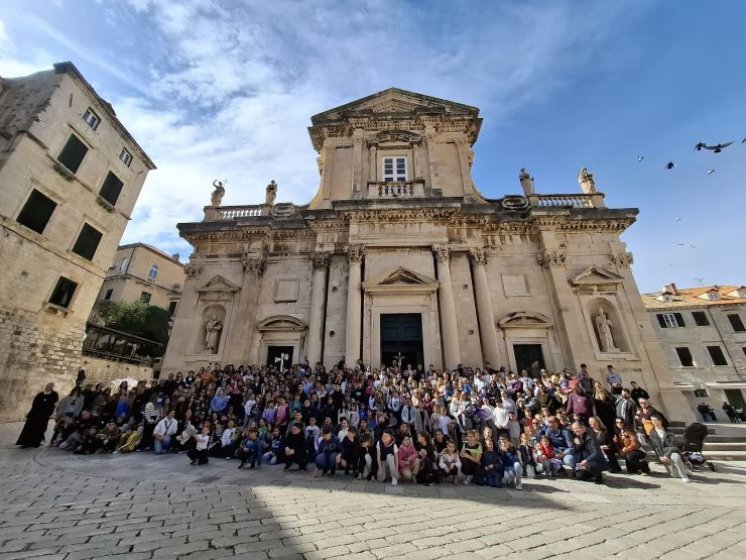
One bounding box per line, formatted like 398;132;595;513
153;410;178;454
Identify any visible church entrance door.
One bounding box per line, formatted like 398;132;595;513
513;344;544;373
267;345;294;370
380;313;423;370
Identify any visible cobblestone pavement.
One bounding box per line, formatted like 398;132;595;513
2;423;746;560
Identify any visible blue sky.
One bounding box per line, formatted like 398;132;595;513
1;0;744;292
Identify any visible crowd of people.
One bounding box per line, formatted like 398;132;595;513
16;360;697;487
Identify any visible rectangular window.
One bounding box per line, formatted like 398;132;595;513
728;314;746;333
16;189;57;234
140;291;151;304
71;223;103;261
657;312;685;328
707;345;728;366
675;347;694;367
382;156;407;182
104;288;113;300
58;135;88;173
692;311;710;326
119;148;132;167
49;277;78;308
168;301;178;315
82;108;100;130
99;171;124;205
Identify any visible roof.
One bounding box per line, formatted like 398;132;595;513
118;243;185;267
642;284;746;310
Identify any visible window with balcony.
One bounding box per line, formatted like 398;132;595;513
58;134;88;173
16;189;57;234
82;108;100;130
383;156;407;182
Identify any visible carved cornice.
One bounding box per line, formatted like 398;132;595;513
344;208;458;223
537;251;566;268
610;252;634;269
311;252;331;270
468;248;489;267
345;244;366;263
432;244;452;263
242;254;267;277
184;263;203;278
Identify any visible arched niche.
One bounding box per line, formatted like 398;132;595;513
197;304;226;354
587;298;629;354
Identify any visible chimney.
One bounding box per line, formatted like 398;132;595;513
171;253;180;262
664;283;678;295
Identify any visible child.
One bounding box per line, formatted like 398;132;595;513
262;427;283;465
188;426;210;465
397;435;420;482
237;428;261;469
283;422;308;471
536;435;564;477
507;413;521;447
336;426;359;476
314;427;341;477
518;432;537;478
459;429;483;485
498;436;523;490
376;429;399;485
357;433;375;480
481;437;504;487
438;440;462;483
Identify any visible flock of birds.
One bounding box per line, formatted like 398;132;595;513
636;137;745;174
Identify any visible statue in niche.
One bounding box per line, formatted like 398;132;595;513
210;180;226;207
595;309;620;352
265;180;278;206
519;168;534;195
578;167;597;194
204;315;223;353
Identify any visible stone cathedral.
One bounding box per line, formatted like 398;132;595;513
162;88;688;418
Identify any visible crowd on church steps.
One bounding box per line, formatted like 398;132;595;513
16;360;695;487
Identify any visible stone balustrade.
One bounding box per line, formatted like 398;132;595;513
528;193;606;208
367;180;426;199
217;205;265;219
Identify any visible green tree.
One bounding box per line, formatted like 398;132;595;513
92;300;171;357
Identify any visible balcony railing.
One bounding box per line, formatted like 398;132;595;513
218;205;265;219
367;180;426;199
528;193;605;208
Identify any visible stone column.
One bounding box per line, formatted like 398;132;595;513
307;253;330;366
469;248;500;366
433;245;461;369
224;254;266;365
344;245;365;365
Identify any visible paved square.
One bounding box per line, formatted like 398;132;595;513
2;425;746;560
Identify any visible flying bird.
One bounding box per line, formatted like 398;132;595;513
675;217;682;221
665;162;675;170
706;169;716;175
637;155;645;162
742;137;746;143
690;244;696;249
694;141;734;153
676;243;685;246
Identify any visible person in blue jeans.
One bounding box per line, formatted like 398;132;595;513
237;428;262;469
314;427;341;476
541;416;577;470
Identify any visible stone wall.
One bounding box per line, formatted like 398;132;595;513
79;355;153;389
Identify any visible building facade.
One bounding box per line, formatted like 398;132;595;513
0;62;155;421
98;243;185;314
644;283;746;417
163;88;692;421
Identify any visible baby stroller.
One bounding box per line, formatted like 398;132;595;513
681;423;716;472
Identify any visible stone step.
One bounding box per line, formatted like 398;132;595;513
703;442;746;452
704;450;746;461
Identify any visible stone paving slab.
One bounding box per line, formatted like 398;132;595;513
1;422;746;559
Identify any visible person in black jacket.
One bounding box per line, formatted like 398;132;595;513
336;426;360;475
283;422;308;471
16;383;58;448
571;421;608;484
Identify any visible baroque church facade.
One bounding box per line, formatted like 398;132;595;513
162;88;691;420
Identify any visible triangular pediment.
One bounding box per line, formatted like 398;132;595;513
498;312;553;329
363;267;439;293
197;275;240;293
570;266;623;286
256;315;307;332
311;88;479;123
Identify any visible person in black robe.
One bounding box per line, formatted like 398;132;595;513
16;383;59;448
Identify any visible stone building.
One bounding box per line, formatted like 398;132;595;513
643;283;746;418
0;62;155;421
163;88;691;421
97;243;185;314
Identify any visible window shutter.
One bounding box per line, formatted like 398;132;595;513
657;314;667;328
674;313;685;327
